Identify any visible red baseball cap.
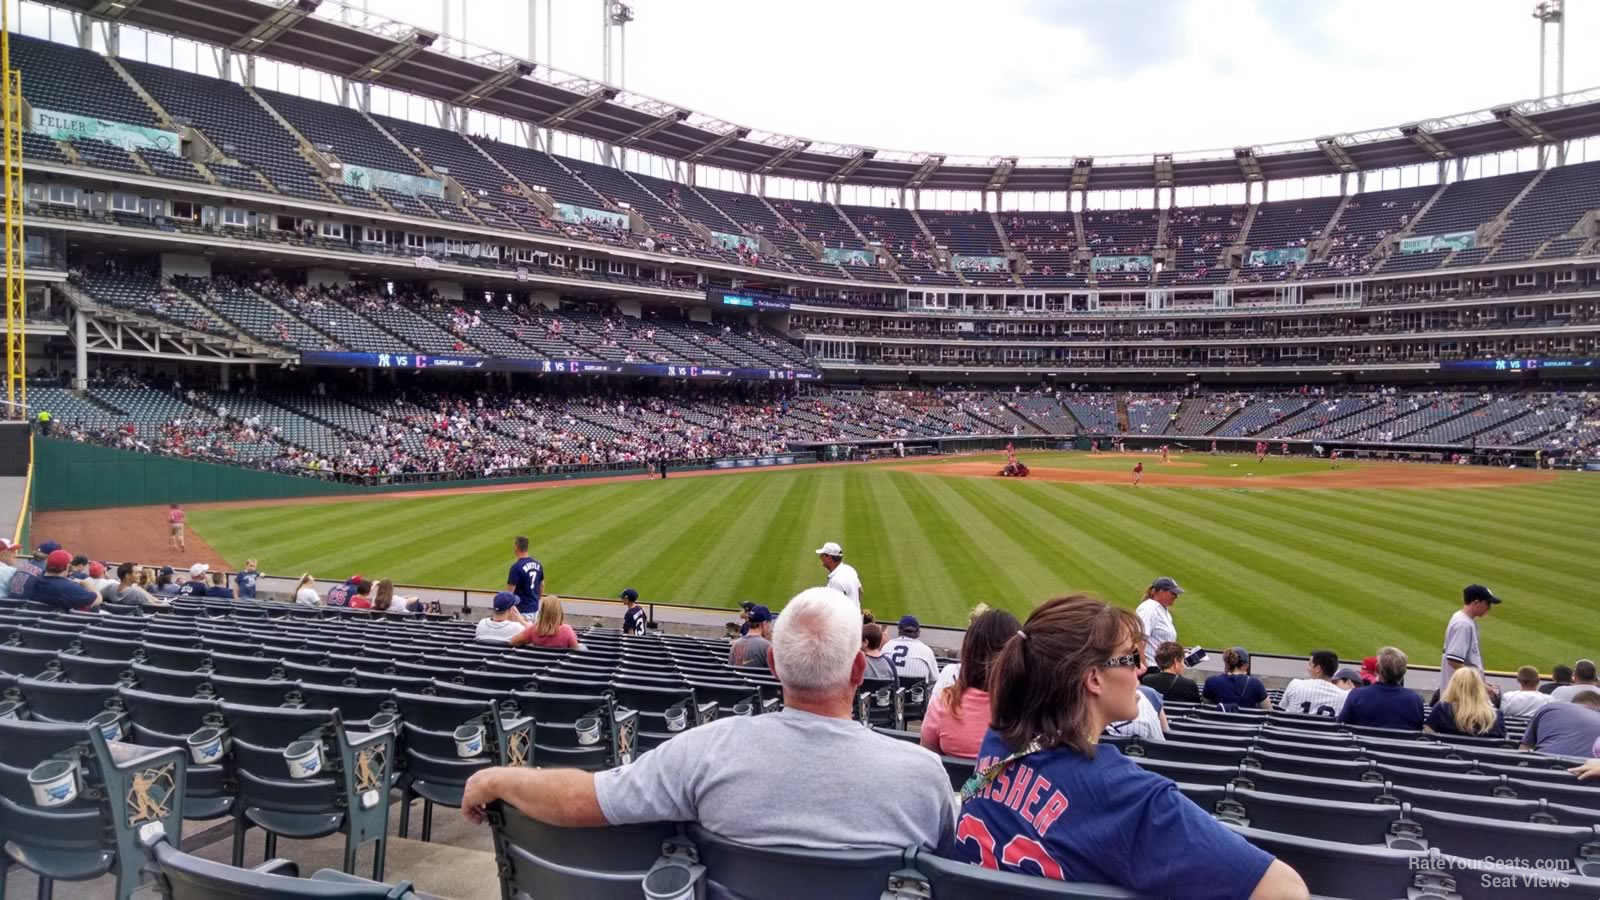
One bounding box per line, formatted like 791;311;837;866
88;562;106;578
45;549;72;571
0;539;20;553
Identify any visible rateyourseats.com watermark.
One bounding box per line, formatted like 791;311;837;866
1410;855;1584;891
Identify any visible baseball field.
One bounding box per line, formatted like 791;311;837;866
44;452;1598;670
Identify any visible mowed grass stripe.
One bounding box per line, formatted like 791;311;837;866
941;476;1095;601
651;474;787;603
549;477;750;598
1145;489;1529;666
1075;486;1373;659
726;471;824;604
1310;490;1597;571
1253;490;1593;610
893;474;1031;609
853;471;980;619
1350;487;1599;549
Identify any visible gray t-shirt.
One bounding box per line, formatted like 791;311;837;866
594;707;954;850
1520;701;1600;757
101;582;155;606
1440;609;1480;689
729;635;772;669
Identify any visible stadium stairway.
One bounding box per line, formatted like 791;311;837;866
1115;395;1131;433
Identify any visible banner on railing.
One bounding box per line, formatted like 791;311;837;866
953;254;1008;272
341;164;445;199
1399;230;1476;255
32;108;181;157
555;203;630;231
822;247;877;267
1090;254;1153;273
712;231;755;252
1246;247;1308;267
300;351;822;382
715;291;791;311
712;454;804;469
1441;357;1597;372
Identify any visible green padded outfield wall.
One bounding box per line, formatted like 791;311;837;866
32;438;650;510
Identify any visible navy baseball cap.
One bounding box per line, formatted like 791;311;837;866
1151;576;1184;595
1332;668;1363;685
159;565;175;576
747;605;774;624
898;615;921;633
1463;584;1502;605
1230;647;1250;666
36;541;61;556
620;588;639;603
492;591;518;613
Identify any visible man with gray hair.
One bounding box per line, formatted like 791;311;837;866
458;587;954;850
1337;647;1424;731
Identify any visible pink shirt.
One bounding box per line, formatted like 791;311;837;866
168;509;184;524
919;685;992;758
521;623;580;649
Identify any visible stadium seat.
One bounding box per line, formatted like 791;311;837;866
0;720;187;900
1504;777;1600;813
1369;763;1508;796
1215;787;1418;848
609;682;717;751
663;823;911;900
209;653;286;680
1406;808;1600;875
1245;749;1373;780
1224;825;1434;900
140;644;212;672
219;703;394;878
295;684;395;722
1445;855;1600;900
0;644;61;678
685;679;763;716
901;846;1149;898
131;663;217;699
1129;758;1241;787
141;831;421;899
1382;785;1547;824
208;675;301;708
55;654;137;686
488;803;679;900
1252;736;1364;760
1122;738;1253;767
118;687;236;820
17;678;123;724
1230;769;1389;804
14;627;82;653
389;691;534;842
510;690;639;771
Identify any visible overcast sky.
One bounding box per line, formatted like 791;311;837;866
381;0;1598;158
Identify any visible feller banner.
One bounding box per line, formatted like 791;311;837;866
32;108;180;156
822;247;876;266
342;164;445;199
953;254;1008;272
1090;254;1152;273
555;203;630;231
1247;247;1308;266
1399;230;1476;255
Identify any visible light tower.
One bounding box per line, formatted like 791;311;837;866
1532;0;1565;99
602;1;635;88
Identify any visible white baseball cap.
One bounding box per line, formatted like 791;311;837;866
189;563;210;578
815;542;843;557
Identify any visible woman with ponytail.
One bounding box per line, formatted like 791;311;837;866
954;594;1307;900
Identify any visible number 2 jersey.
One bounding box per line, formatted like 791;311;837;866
954;735;1273;900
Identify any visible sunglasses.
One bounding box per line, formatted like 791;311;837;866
1104;652;1143;669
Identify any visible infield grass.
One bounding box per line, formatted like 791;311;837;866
187;454;1600;670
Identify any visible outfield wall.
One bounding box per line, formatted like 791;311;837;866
31;438;653;510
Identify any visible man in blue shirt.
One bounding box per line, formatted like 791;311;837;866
620;588;646;635
326;573;361;607
235;559;260;600
31;550;99;611
506;535;543;616
7;542;56;601
1338;646;1424;731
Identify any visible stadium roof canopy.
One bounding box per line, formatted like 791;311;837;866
43;0;1600;193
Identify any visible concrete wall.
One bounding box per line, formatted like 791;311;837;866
159;253;211;279
306;266;350;288
614;299;643;318
428;279;464;301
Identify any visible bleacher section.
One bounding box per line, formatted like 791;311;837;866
1491;160;1600;263
117;57;334;203
1162;205;1244;285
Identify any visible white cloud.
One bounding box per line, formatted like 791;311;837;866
353;0;1600;159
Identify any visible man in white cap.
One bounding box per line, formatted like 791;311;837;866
179;563;210;597
815;541;862;609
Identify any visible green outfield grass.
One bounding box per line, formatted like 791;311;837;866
187;456;1600;671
